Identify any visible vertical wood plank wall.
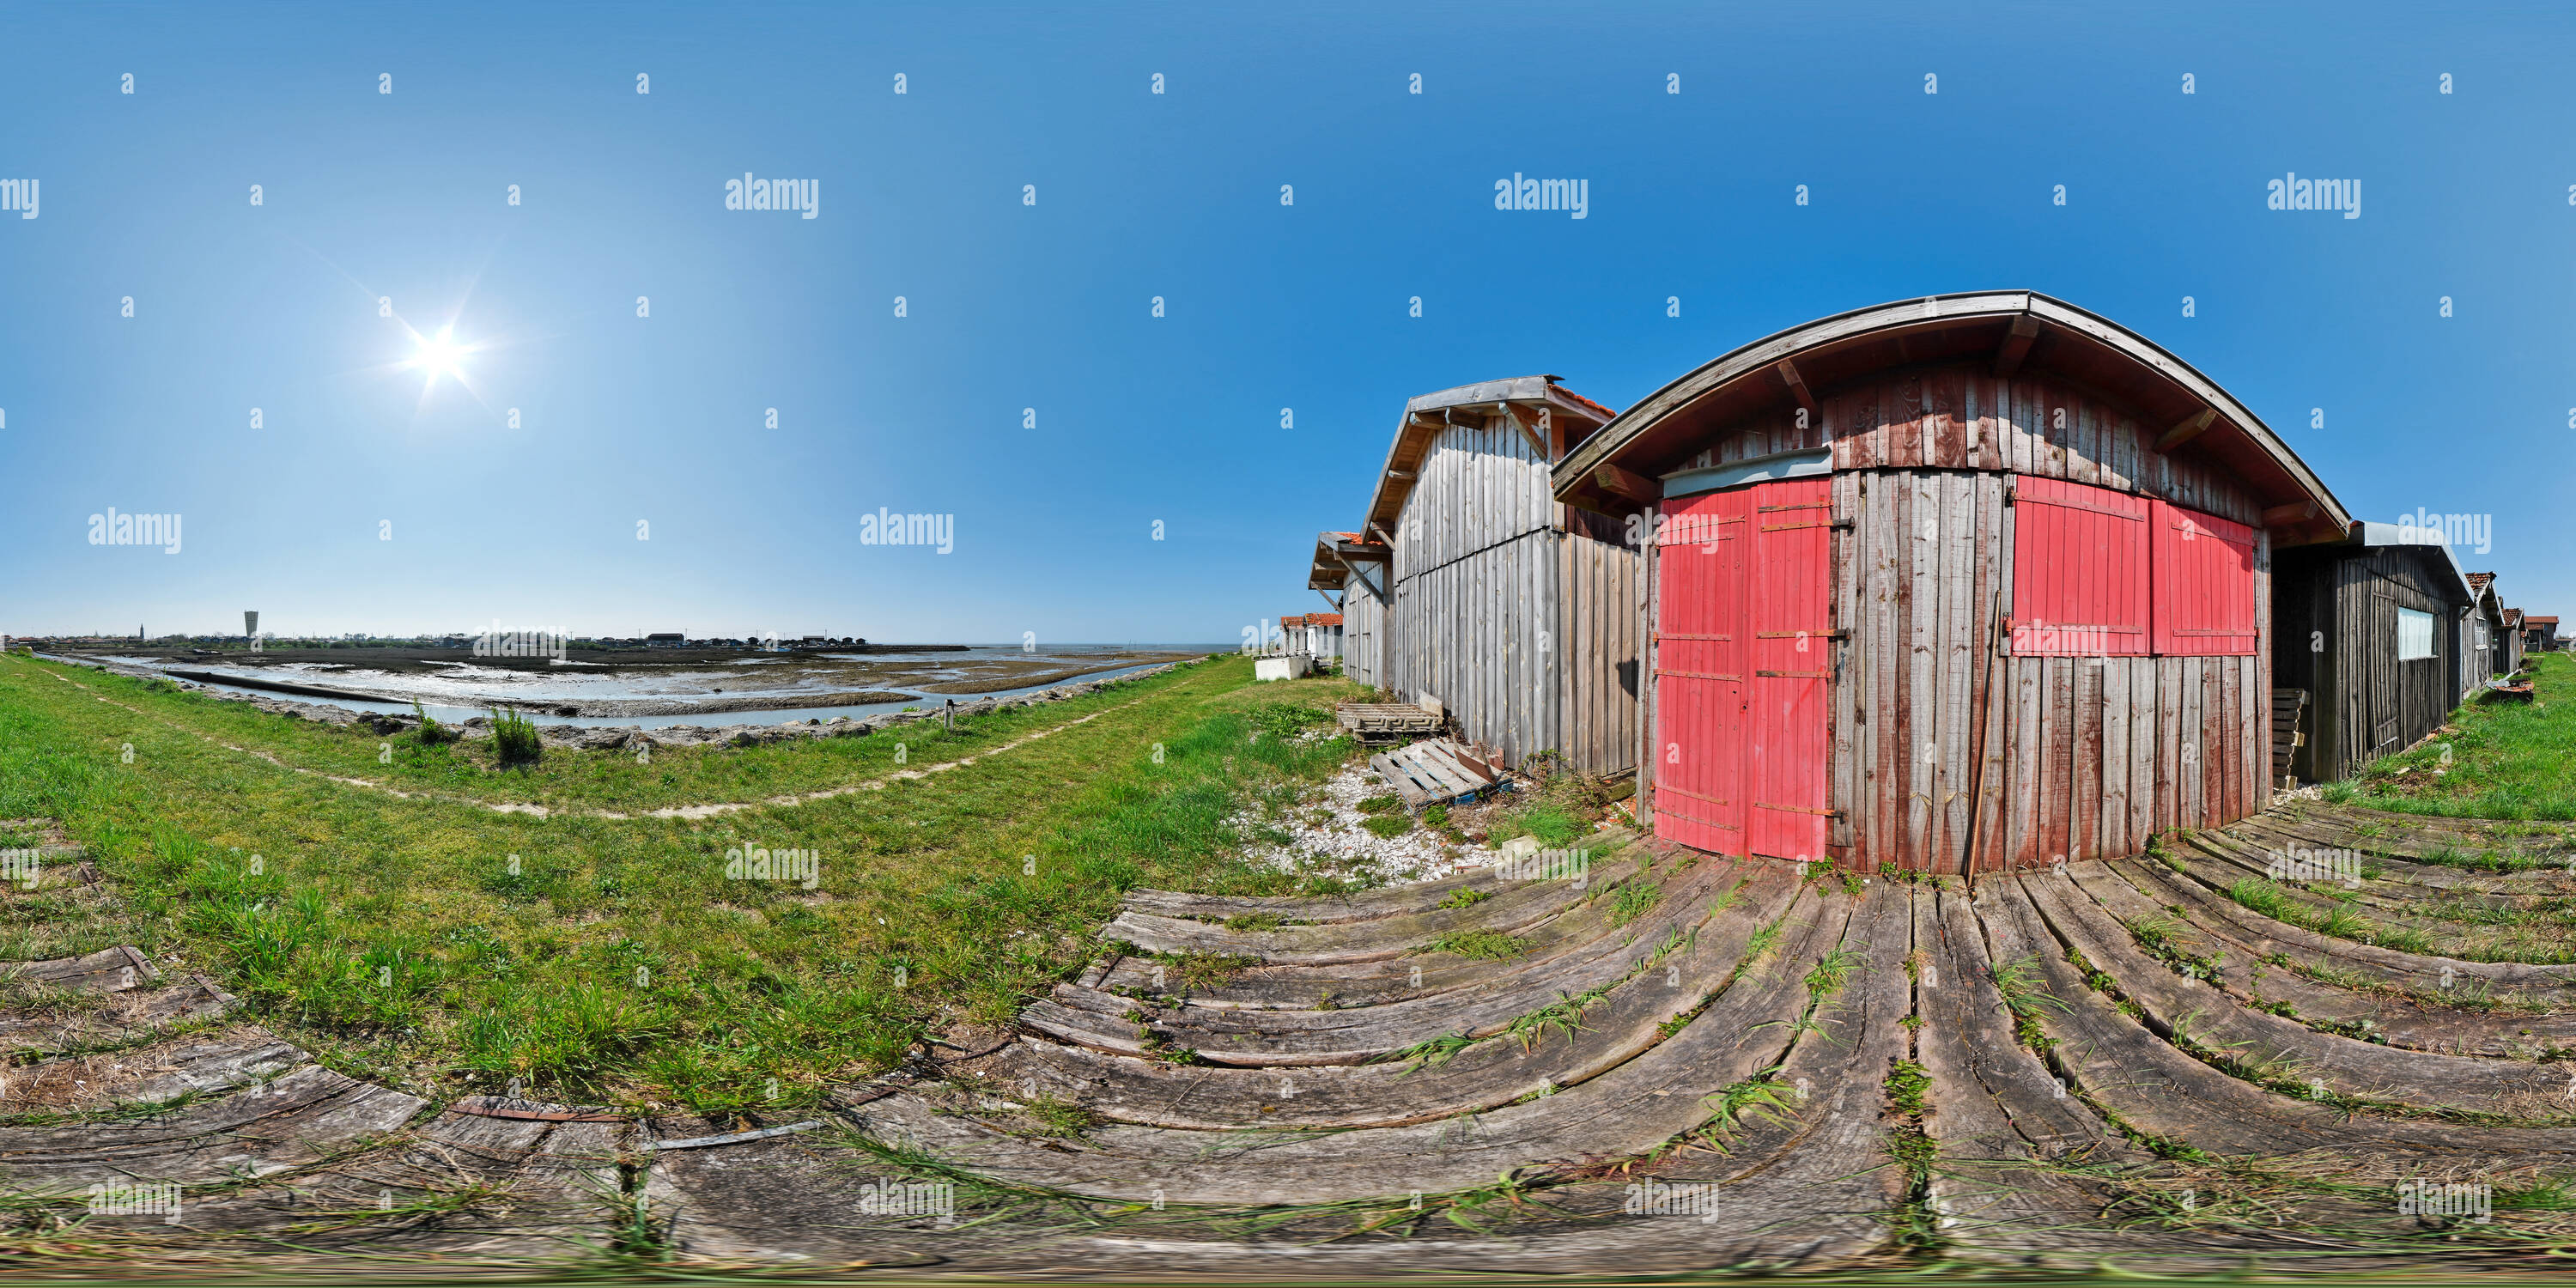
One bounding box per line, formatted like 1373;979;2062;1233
1558;515;1643;774
1675;361;2275;873
1373;414;1639;773
2324;551;2459;783
1343;583;1386;689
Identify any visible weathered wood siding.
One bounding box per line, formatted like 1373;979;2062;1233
1656;360;2275;873
1385;415;1561;769
1343;580;1387;690
1818;467;2268;873
1678;365;2264;526
1558;511;1643;774
2280;548;2463;784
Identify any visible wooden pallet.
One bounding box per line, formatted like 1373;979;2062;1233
1367;738;1502;810
1336;702;1443;740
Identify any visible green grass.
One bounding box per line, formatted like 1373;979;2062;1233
1362;813;1415;838
2339;653;2576;820
1606;879;1662;928
1988;953;2073;1050
488;706;542;768
0;652;1370;1112
1420;928;1528;961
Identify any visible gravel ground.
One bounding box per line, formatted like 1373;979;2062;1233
1230;756;1525;886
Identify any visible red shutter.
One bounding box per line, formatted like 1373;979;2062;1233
2010;477;2149;656
2150;499;2257;656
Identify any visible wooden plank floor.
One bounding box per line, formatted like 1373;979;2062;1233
16;803;2576;1275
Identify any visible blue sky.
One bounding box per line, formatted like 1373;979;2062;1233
3;2;2569;643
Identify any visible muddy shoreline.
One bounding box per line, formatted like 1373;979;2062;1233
46;653;1215;749
57;646;1201;719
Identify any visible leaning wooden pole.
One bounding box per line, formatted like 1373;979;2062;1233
1959;586;2004;885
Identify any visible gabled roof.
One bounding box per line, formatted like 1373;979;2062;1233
2527;615;2559;627
1552;291;2350;544
1308;530;1388;591
2351;522;2476;605
1360;375;1616;543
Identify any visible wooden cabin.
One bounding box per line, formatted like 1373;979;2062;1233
1309;376;1643;774
1552;292;2350;874
2274;527;2474;783
2504;611;2545;654
1277;612;1342;662
2464;573;2507;683
2502;608;2528;671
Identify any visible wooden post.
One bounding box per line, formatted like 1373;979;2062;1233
1959;586;2004;882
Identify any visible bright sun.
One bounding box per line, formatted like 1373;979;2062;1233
410;325;467;380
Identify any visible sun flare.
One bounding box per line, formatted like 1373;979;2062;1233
410;325;467;380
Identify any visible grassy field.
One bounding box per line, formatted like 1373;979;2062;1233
0;651;1379;1114
2334;651;2576;819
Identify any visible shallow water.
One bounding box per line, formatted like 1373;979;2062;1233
88;644;1226;728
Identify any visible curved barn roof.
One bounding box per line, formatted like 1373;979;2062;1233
1552;291;2351;543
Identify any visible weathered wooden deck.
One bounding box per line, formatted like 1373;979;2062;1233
11;803;2576;1273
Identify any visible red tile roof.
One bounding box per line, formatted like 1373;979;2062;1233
1551;383;1617;420
1309;613;1342;626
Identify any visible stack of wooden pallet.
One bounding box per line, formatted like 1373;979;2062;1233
1366;738;1502;810
1334;702;1443;741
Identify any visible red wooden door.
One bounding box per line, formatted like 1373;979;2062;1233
1652;488;1748;854
1653;477;1834;860
1747;478;1833;862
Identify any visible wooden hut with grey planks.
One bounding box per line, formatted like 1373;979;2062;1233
1309;376;1643;775
2271;526;2475;784
1554;292;2354;874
